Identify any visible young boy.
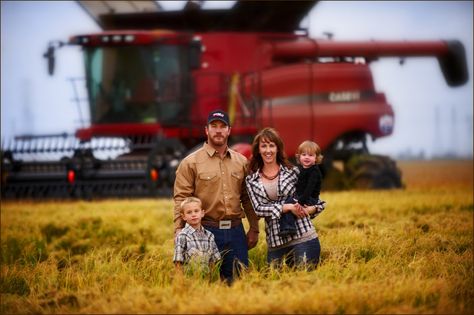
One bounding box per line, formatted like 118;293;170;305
279;140;326;237
173;197;221;274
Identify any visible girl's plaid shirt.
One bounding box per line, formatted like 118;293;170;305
245;165;325;248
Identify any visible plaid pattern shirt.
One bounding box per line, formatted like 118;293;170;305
245;165;326;248
173;223;221;264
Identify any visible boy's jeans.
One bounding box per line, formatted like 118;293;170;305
205;223;248;284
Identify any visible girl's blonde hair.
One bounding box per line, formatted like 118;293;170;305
180;196;202;213
296;140;323;165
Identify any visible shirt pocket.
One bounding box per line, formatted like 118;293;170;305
198;172;218;189
230;171;244;192
231;171;243;181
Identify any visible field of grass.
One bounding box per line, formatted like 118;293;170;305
1;159;473;314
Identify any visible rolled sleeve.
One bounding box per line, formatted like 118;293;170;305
258;202;283;220
173;234;186;263
209;234;221;263
310;199;326;219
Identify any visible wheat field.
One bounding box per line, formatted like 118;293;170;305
1;160;473;314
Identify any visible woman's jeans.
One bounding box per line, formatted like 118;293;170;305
267;238;320;268
205;223;248;284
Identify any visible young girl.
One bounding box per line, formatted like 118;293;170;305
279;140;325;237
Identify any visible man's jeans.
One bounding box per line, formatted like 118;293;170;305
267;238;320;268
205;223;248;283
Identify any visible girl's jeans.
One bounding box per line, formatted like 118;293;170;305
267;237;321;268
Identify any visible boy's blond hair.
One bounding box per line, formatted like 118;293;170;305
296;140;324;165
180;196;203;213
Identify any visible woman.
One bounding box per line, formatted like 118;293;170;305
245;127;325;268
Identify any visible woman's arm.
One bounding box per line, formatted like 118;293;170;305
245;178;283;219
283;202;307;218
303;200;326;219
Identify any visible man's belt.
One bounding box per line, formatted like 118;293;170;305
202;217;242;229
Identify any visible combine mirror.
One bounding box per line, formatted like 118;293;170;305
43;41;66;76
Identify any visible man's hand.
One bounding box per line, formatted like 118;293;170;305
246;229;259;249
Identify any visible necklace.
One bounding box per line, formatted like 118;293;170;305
260;169;280;180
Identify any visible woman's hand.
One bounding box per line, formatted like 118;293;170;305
283;203;308;218
303;205;317;216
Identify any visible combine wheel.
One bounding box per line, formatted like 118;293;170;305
1;150;13;196
321;165;348;190
345;154;403;189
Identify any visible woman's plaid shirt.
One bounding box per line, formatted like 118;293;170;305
173;224;221;264
245;165;325;248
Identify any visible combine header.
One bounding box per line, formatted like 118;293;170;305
1;1;468;199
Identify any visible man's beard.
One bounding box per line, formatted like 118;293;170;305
209;134;227;147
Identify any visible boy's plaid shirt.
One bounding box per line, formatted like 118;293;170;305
173;224;221;264
245;165;325;248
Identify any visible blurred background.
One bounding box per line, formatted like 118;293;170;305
1;0;473;159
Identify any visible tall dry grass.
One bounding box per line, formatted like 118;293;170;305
1;160;473;314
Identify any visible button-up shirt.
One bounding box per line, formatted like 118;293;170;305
173;142;259;233
245;165;325;248
173;223;221;264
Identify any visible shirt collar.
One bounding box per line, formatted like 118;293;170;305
183;223;204;233
204;141;230;158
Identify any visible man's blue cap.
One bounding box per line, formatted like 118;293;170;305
207;110;230;126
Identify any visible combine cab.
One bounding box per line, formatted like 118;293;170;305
1;1;468;198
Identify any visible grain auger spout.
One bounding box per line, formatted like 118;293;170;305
272;38;468;87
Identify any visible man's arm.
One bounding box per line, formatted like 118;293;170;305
173;159;196;232
241;179;259;232
241;163;259;249
241;181;259;249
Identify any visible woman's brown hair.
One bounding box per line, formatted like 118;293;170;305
248;127;293;173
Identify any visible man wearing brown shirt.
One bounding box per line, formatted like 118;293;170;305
173;110;259;284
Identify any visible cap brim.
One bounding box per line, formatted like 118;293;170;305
208;118;229;125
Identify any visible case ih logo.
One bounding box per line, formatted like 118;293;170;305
379;114;394;134
328;91;361;102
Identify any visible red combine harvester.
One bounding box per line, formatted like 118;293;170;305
1;1;468;198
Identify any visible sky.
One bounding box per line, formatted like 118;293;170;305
1;1;473;158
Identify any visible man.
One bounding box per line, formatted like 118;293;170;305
173;109;259;284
